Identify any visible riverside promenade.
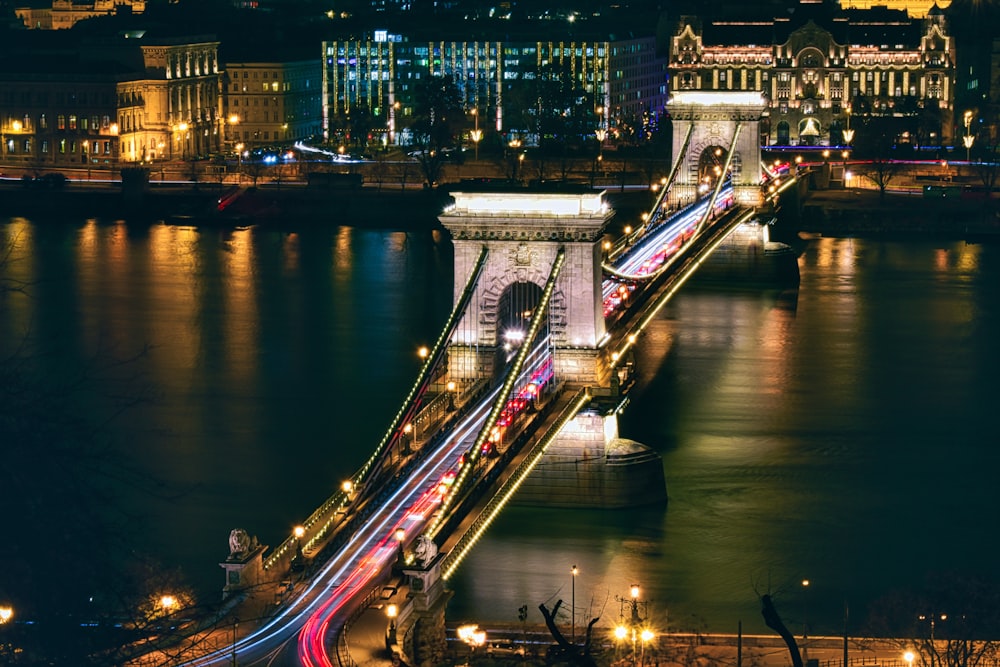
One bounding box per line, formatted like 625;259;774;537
341;601;923;667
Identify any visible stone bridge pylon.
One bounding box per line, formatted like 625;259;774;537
438;188;615;388
667;90;768;207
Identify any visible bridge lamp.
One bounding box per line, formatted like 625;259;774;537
446;380;457;410
904;651;915;667
160;595;177;612
417;346;429;360
0;606;12;624
342;480;354;495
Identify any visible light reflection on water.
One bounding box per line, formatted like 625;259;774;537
3;220;999;637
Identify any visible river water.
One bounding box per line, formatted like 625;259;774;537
2;215;998;638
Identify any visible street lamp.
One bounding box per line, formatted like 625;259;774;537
446;380;457;411
293;525;306;562
0;607;12;624
571;565;578;644
963;134;974;163
457;624;487;662
639;628;655;667
394;527;406;567
232;615;239;667
470;108;482;162
905;650;916;667
386;604;398;648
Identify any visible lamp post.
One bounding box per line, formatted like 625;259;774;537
394;528;406;568
447;380;457;411
639;628;655;667
386;604;398;649
571;565;578;644
919;613;946;667
293;525;306;568
470;108;482;162
228;114;239;154
963;135;974;163
842;104;853;146
232;615;239;667
905;650;915;667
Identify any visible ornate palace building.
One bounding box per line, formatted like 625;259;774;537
667;2;956;146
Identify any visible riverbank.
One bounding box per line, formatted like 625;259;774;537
800;188;1000;239
4;176;997;240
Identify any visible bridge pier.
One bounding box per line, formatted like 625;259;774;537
396;554;452;667
513;411;666;509
692;218;800;284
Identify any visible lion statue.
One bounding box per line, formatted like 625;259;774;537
413;534;438;567
228;528;252;559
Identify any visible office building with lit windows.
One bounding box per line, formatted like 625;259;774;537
320;31;669;145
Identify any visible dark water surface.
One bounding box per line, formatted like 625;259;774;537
3;217;998;637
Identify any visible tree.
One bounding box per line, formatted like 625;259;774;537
854;116;903;200
538;599;601;667
408;74;464;187
532;62;599;181
860;573;1000;667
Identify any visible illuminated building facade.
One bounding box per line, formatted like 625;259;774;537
222;60;323;149
838;0;950;18
15;0;147;30
321;33;667;144
668;5;956;146
0;31;224;167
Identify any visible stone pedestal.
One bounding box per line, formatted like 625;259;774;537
220;544;267;599
399;554;452;667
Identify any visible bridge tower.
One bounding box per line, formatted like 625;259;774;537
667;91;767;208
439;188;615;386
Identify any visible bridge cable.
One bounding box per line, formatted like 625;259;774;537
604;122;694;267
694;121;742;236
353;245;490;498
427;246;567;539
440;386;593;580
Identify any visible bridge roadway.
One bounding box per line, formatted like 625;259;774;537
149;181;779;667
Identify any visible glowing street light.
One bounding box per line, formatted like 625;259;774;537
904;651;916;667
0;606;12;624
571;565;579;644
160;595;177;611
470;108;482;162
963;134;974;163
386;603;399;647
640;628;655;667
293;525;306;561
394;527;406;567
